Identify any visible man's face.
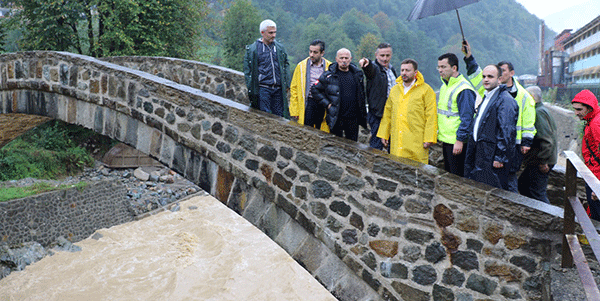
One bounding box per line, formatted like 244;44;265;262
499;64;514;85
482;66;500;91
376;47;392;68
336;50;352;71
261;26;277;45
309;45;323;64
437;59;455;81
573;102;592;120
400;63;416;84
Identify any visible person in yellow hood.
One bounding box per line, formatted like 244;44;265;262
377;59;437;164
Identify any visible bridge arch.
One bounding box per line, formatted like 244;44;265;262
0;51;565;301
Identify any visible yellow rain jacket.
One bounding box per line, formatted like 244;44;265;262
289;57;331;132
377;71;438;164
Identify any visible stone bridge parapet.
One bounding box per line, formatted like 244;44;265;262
0;51;566;301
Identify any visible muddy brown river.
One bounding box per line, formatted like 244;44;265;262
0;195;336;301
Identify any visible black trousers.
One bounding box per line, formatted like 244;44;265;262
330;117;359;142
443;142;466;177
304;98;325;129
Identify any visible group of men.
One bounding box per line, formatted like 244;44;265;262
243;19;564;205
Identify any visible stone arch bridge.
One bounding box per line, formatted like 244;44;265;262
0;51;566;301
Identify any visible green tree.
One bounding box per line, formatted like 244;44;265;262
9;0;207;59
222;0;260;71
356;33;380;60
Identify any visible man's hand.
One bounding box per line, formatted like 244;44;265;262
452;140;463;155
461;40;472;58
538;164;550;173
423;142;432;149
381;138;389;147
521;146;530;154
291;116;299;121
493;161;504;168
359;58;369;68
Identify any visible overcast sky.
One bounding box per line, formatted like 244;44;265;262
515;0;600;32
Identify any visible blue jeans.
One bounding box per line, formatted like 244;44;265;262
518;164;552;203
368;112;384;150
259;86;283;117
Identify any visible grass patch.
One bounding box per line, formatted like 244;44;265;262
0;181;89;202
0;120;117;181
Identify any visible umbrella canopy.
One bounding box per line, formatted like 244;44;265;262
407;0;480;21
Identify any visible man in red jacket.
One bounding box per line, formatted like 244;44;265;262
572;89;600;220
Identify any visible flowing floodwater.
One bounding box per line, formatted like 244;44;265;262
0;195;336;301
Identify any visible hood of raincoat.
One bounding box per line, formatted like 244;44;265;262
572;89;599;121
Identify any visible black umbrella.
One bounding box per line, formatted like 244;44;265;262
407;0;480;41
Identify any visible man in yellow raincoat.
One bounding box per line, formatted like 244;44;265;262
377;59;438;164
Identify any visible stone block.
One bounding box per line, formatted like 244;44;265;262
391;281;431;301
442;267;465;287
294;235;330;273
451;250;479;271
466;238;484;253
310;180;333;199
361;269;381;291
432;284;455;301
380;261;408;279
412;265;437;285
339;175;365;191
342;229;358;245
369;240;398;258
314;253;350;290
318;160;344;181
330;200;351;217
504;232;528;250
425;241;446;263
456;210;479;233
404;198;431;214
349;212;364;230
484;260;523;282
404;228;434;244
465;273;498;296
332;274;373;301
383;196;403;210
257;203;290;240
272;172;292;192
274;218;308;256
402;245;421;262
510;255;537;274
483;221;504;245
433;204;454;227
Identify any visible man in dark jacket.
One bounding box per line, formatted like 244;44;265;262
572;89;600;220
311;48;367;142
464;65;518;189
358;43;397;150
518;86;557;203
243;19;289;118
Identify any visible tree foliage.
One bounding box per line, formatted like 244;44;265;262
9;0;207;59
222;0;260;70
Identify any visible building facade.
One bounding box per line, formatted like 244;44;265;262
564;15;600;86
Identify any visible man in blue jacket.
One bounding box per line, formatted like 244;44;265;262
243;19;289;118
464;65;518;189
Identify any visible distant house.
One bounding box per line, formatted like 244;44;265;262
564;15;600;86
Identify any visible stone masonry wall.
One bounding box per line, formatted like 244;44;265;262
100;56;249;106
0;51;567;301
0;180;132;247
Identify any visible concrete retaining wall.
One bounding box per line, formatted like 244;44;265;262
0;180;132;247
0;51;567;301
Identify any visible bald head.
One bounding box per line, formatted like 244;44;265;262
336;48;352;71
482;65;501;91
526;86;542;103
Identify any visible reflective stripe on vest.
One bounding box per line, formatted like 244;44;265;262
437;81;471;117
438;75;475;144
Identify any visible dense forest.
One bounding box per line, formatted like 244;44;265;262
243;0;556;83
0;0;555;86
